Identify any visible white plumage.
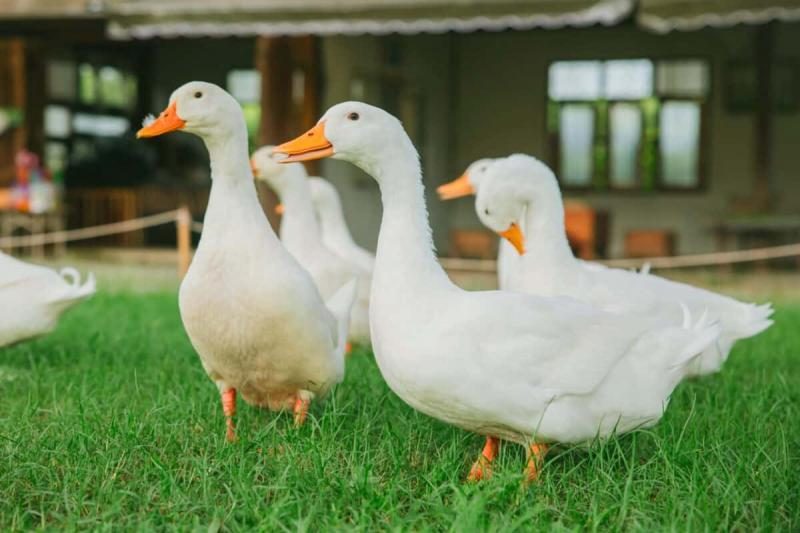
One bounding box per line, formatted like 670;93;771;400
138;82;356;438
275;102;721;479
474;153;773;376
251;147;371;345
0;251;95;348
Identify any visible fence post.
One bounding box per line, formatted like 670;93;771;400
176;206;192;280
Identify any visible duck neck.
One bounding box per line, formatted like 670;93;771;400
206;129;251;185
370;146;450;289
277;167;323;251
201;130;276;246
320;195;357;250
521;190;576;271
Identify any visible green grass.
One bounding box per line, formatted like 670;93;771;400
1;292;798;530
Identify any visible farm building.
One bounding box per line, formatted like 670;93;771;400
1;0;799;258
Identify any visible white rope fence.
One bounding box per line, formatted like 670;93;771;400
439;243;800;273
0;207;194;278
1;208;799;276
0;210;182;248
602;243;800;269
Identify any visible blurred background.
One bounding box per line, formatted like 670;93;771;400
0;0;798;286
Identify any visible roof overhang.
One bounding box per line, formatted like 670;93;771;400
104;0;635;40
638;0;800;33
0;0;103;19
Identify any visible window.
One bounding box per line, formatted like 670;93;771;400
44;56;140;179
547;59;709;191
227;69;261;148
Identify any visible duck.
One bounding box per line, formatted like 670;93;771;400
437;158;520;290
137;82;356;441
250;147;371;345
474;153;774;377
274;102;720;481
0;252;95;348
308;177;375;273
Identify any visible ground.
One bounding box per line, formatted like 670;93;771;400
1;264;798;530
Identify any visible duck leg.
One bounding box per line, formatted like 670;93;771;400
220;387;237;442
525;443;549;482
293;393;311;427
467;436;500;482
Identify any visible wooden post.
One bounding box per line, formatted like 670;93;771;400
176;206;191;279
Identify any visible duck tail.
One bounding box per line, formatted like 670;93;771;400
668;305;721;372
57;268;96;302
734;301;774;340
325;278;358;358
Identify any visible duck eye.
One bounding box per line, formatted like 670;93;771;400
194;91;203;98
484;208;490;216
347;112;360;121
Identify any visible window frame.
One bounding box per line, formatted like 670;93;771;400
43;48;145;173
545;56;712;194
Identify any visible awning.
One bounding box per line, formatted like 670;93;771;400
105;0;634;40
0;0;102;19
638;0;800;33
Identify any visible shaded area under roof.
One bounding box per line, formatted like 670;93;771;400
104;0;635;39
638;0;800;33
0;0;102;19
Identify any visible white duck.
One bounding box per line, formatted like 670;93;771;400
474;154;774;377
274;102;720;481
437;158;520;290
137;82;356;440
0;252;95;348
308;177;376;273
251;147;371;346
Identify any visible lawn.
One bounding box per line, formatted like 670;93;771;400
1;291;798;530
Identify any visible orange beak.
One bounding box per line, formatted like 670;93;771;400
274;122;334;163
500;223;526;255
437;173;475;201
250;158;259;177
275;204;285;215
137;102;186;138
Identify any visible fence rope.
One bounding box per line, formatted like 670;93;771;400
601;243;800;269
0;209;182;248
1;209;799;270
442;242;800;272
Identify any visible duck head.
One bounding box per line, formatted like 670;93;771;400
137;81;245;143
437;158;496;201
475;177;527;256
274;101;416;180
475;154;564;256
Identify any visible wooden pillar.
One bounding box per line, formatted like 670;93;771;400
0;38;27;186
256;35;320;150
254;35;321;229
754;23;774;211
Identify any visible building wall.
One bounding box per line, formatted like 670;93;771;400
449;23;800;257
147;38;255;185
140;27;800;258
319;34;455;251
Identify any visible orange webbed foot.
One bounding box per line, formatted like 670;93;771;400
467;436;500;482
525;443;549;483
293;395;311;427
